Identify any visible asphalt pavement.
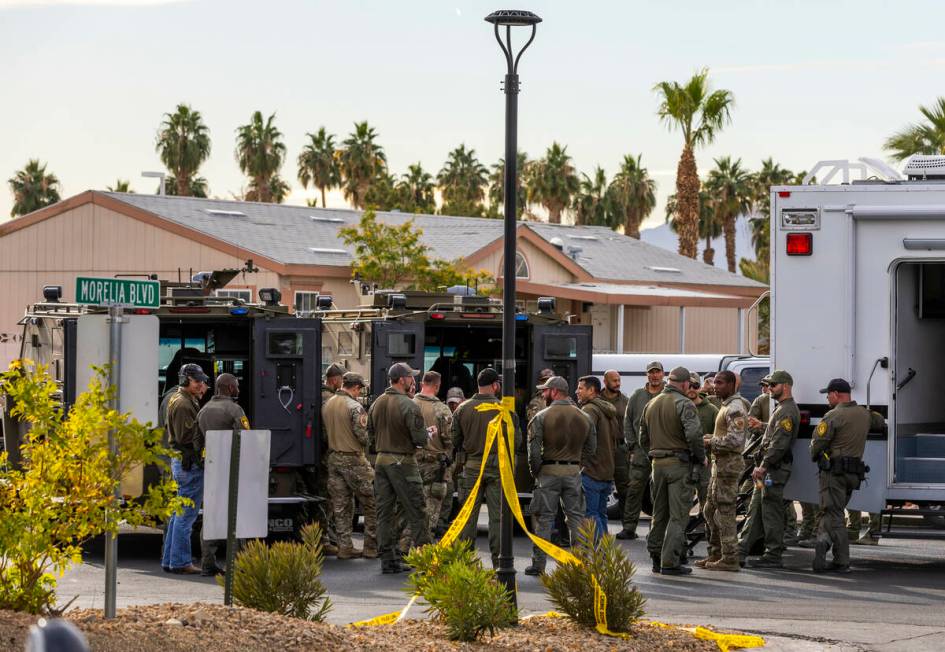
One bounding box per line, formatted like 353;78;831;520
63;516;945;652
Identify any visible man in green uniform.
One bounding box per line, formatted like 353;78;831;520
411;371;453;541
811;378;871;573
195;373;249;576
738;369;800;568
526;368;554;422
368;363;430;574
434;387;466;535
577;375;617;540
524;376;596;576
601;370;630;527
315;363;345;556
454;368;522;568
616;360;665;541
161;363;209;575
698;371;749;571
640;366;704;575
688;371;719;518
323;372;378;560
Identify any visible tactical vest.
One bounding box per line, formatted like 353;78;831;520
644;392;687;452
540;403;591;462
323;393;362;453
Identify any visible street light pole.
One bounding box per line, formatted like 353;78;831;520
484;8;541;611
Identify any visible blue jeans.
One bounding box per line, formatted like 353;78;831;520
161;458;204;569
582;474;612;541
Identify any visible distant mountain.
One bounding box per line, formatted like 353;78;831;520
640;214;757;274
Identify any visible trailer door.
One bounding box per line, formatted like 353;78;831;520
370;320;425;399
252;318;321;467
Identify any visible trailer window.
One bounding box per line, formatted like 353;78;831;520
545;335;577;360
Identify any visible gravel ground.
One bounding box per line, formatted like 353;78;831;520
0;604;718;652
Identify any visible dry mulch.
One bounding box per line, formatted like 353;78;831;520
0;603;717;652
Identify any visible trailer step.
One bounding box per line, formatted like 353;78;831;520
898;457;945;483
914;433;945;457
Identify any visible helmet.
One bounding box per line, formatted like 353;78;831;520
179;363;209;386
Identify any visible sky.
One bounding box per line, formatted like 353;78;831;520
2;0;944;227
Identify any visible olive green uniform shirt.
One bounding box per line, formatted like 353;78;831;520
810;401;870;462
368;387;427;455
323;390;369;453
624;383;664;449
759;397;800;472
694;398;720;436
451;394;522;469
527;400;596;476
639;385;705;462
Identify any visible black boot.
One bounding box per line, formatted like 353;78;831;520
381;559;405;574
651;555;661;573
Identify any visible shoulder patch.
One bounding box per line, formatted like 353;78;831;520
733;416;746;430
358;413;368;428
816;421;827;437
780;418;794;433
240;416;251;429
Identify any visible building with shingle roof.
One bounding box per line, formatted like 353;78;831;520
0;191;766;365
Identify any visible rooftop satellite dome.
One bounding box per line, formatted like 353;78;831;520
903;155;945;180
549;236;565;250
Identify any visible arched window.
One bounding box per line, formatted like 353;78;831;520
500;252;530;279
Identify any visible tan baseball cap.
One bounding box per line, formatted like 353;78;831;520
646;361;664;372
668;366;691;382
388;362;420;380
536;376;569;393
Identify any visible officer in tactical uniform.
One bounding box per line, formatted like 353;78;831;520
738;369;800;568
524;376;596;576
526;368;554;422
368;363;430;574
698;370;749;572
323;372;378;560
434;387;466;535
600;370;630;529
640;366;704;575
453;368;522;568
577;375;617;541
195;373;249;576
316;363;346;556
411;371;453;540
688;371;719;518
811;378;871;573
616;360;665;541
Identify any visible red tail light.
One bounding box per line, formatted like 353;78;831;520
786;233;813;256
800;410;811;427
430;312;446;320
778;191;791;198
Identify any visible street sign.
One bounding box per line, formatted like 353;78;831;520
75;276;160;309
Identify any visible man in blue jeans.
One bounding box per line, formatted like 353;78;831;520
161;363;209;574
577;375;617;539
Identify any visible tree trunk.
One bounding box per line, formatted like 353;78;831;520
177;173;188;197
625;208;641;239
703;233;715;264
321;186;327;208
675;146;700;258
548;204;562;224
724;213;737;273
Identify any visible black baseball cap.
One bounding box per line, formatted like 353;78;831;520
477;368;500;386
819;378;851;394
179;363;209;384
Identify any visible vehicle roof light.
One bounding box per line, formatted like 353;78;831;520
430;312;446;320
230;307;249;316
786;232;813;256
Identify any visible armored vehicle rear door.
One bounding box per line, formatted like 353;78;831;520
252;318;321;467
530;323;593;389
371;320;424;398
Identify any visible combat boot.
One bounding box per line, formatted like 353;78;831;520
694;555;721;569
362;546;379;559
323;542;339;556
704;558;741;572
615;528;638;540
812;539;830;573
650;555;661;573
337;547;363;560
659;565;693;576
749;557;783;569
381;559;406;574
523;564;545;576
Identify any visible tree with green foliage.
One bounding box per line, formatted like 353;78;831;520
574;167;616;227
705;156;753;273
487;151;528;219
363;171;398;211
438;144;488;217
0;361;185;614
8;159;60;217
666;189;720;265
608;153;656;238
748;158;796;268
340;121;387;209
245;175;290;203
884;97;945;161
526;142;579;224
106;179;133;193
654;69;734;257
235;111;287;203
155;104;211;197
297;127;340;208
163;174;208;198
397;163;437;214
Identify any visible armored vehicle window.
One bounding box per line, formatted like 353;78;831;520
389;333;416;357
545;335;577;360
268;331;304;356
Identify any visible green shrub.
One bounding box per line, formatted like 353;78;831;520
541;520;646;632
222;522;332;621
404;540;516;641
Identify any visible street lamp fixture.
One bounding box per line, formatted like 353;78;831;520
141;170;166;196
484;7;541;612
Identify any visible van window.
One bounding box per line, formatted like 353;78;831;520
739;366;768;402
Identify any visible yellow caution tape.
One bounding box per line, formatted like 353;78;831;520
643;621;765;651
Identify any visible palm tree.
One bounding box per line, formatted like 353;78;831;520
666;190;720;264
297;127;340;208
8;159;61;217
884;97;945;161
437;144;488;216
339;121;387;209
155;104;211;197
526;142;579;224
654;69;734;257
245;175;290;203
235;111;287;203
364;171;398;211
164;175;208;198
487;151;529;219
705;156;753;273
575;167;615;227
748;158;795;264
607;153;657;238
397;163;436;213
107;179;132;193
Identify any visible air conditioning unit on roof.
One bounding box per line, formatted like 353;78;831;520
903;155;945;180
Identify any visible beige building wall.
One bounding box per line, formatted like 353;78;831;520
619;305;742;354
478;238;576;285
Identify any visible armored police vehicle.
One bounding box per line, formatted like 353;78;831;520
773;156;945;527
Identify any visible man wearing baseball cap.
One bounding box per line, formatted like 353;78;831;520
452;368;522;568
445;387;465;413
616;360;665;541
368;362;430;574
526;368;555;422
809;378;870;573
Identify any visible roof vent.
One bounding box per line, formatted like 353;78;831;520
310;215;345;223
903;155;945;180
646;266;682;273
565;245;583;260
205;209;247;217
549;236;565;251
308;247;349;255
567;234;599;241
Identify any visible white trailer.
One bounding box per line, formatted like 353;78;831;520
775;156;945;515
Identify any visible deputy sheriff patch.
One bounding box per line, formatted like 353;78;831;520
359;413;368;428
780;418;793;433
816;421;827;437
240;416;250;429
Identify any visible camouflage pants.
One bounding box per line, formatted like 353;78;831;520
816;471;858;566
622;445;651;533
397;459;448;552
375;456;430;562
738;468;789;561
647;459;694;569
704;453;741;561
530;471;586;570
327;452;377;552
848;511;882;538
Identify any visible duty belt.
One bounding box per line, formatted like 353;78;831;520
649;449;685;459
541;460;579;465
